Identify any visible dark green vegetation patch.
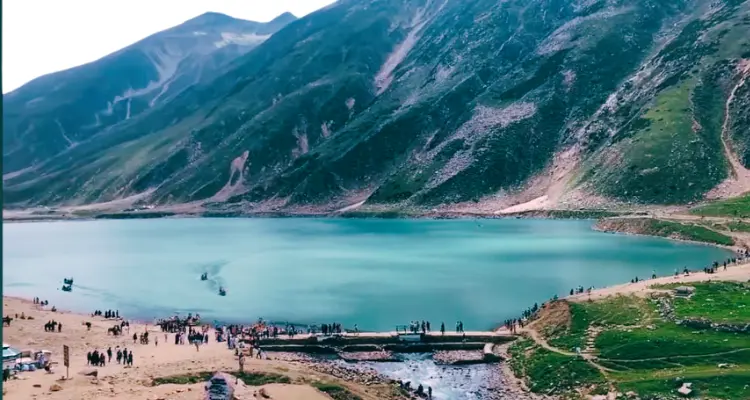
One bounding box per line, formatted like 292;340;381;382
509;338;606;395
152;371;291;386
311;382;363;400
691;195;750;218
597;218;735;246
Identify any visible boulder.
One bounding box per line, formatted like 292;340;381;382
49;383;63;392
677;383;692;396
79;369;99;378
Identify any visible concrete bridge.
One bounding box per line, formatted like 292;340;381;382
249;328;517;356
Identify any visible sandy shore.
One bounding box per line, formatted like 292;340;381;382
566;261;750;302
1;297;398;400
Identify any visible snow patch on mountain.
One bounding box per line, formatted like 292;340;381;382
213;32;270;49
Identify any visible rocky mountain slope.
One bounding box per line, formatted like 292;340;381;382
4;0;750;215
2;11;296;176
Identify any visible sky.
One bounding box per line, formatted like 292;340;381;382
1;0;336;93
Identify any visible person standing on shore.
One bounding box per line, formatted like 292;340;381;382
440;322;445;336
107;347;112;363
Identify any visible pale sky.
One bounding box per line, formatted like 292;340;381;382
1;0;336;93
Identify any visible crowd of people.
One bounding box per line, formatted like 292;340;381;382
86;347;133;367
92;309;120;319
156;314;202;333
320;322;343;336
399;380;433;399
32;297;48;306
569;286;593;296
43;320;61;332
407;320;431;334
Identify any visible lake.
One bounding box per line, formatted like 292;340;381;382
2;218;731;331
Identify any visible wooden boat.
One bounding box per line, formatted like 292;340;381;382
63;278;74;285
61;285;72;292
218;287;226;296
201;273;208;281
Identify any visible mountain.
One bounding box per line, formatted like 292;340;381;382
4;0;750;215
2;11;297;176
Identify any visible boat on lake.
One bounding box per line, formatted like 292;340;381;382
61;285;72;292
201;272;208;281
218;287;226;296
63;278;73;285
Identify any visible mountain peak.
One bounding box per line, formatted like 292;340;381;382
268;12;298;25
271;12;297;21
182;12;242;28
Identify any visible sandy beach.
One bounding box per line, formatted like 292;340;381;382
1;297;398;400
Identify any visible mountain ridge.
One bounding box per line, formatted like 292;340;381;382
2;11;298;175
4;0;750;216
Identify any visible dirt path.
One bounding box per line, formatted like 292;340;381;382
707;60;750;199
567;261;750;303
600;348;750;363
521;320;615;376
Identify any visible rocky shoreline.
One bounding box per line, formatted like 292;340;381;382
2;205;628;223
267;350;547;399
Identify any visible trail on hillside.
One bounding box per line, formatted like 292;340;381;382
566;262;750;303
600;348;750;363
707;60;750;199
521;320;616;376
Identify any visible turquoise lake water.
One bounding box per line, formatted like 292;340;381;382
2;218;732;331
